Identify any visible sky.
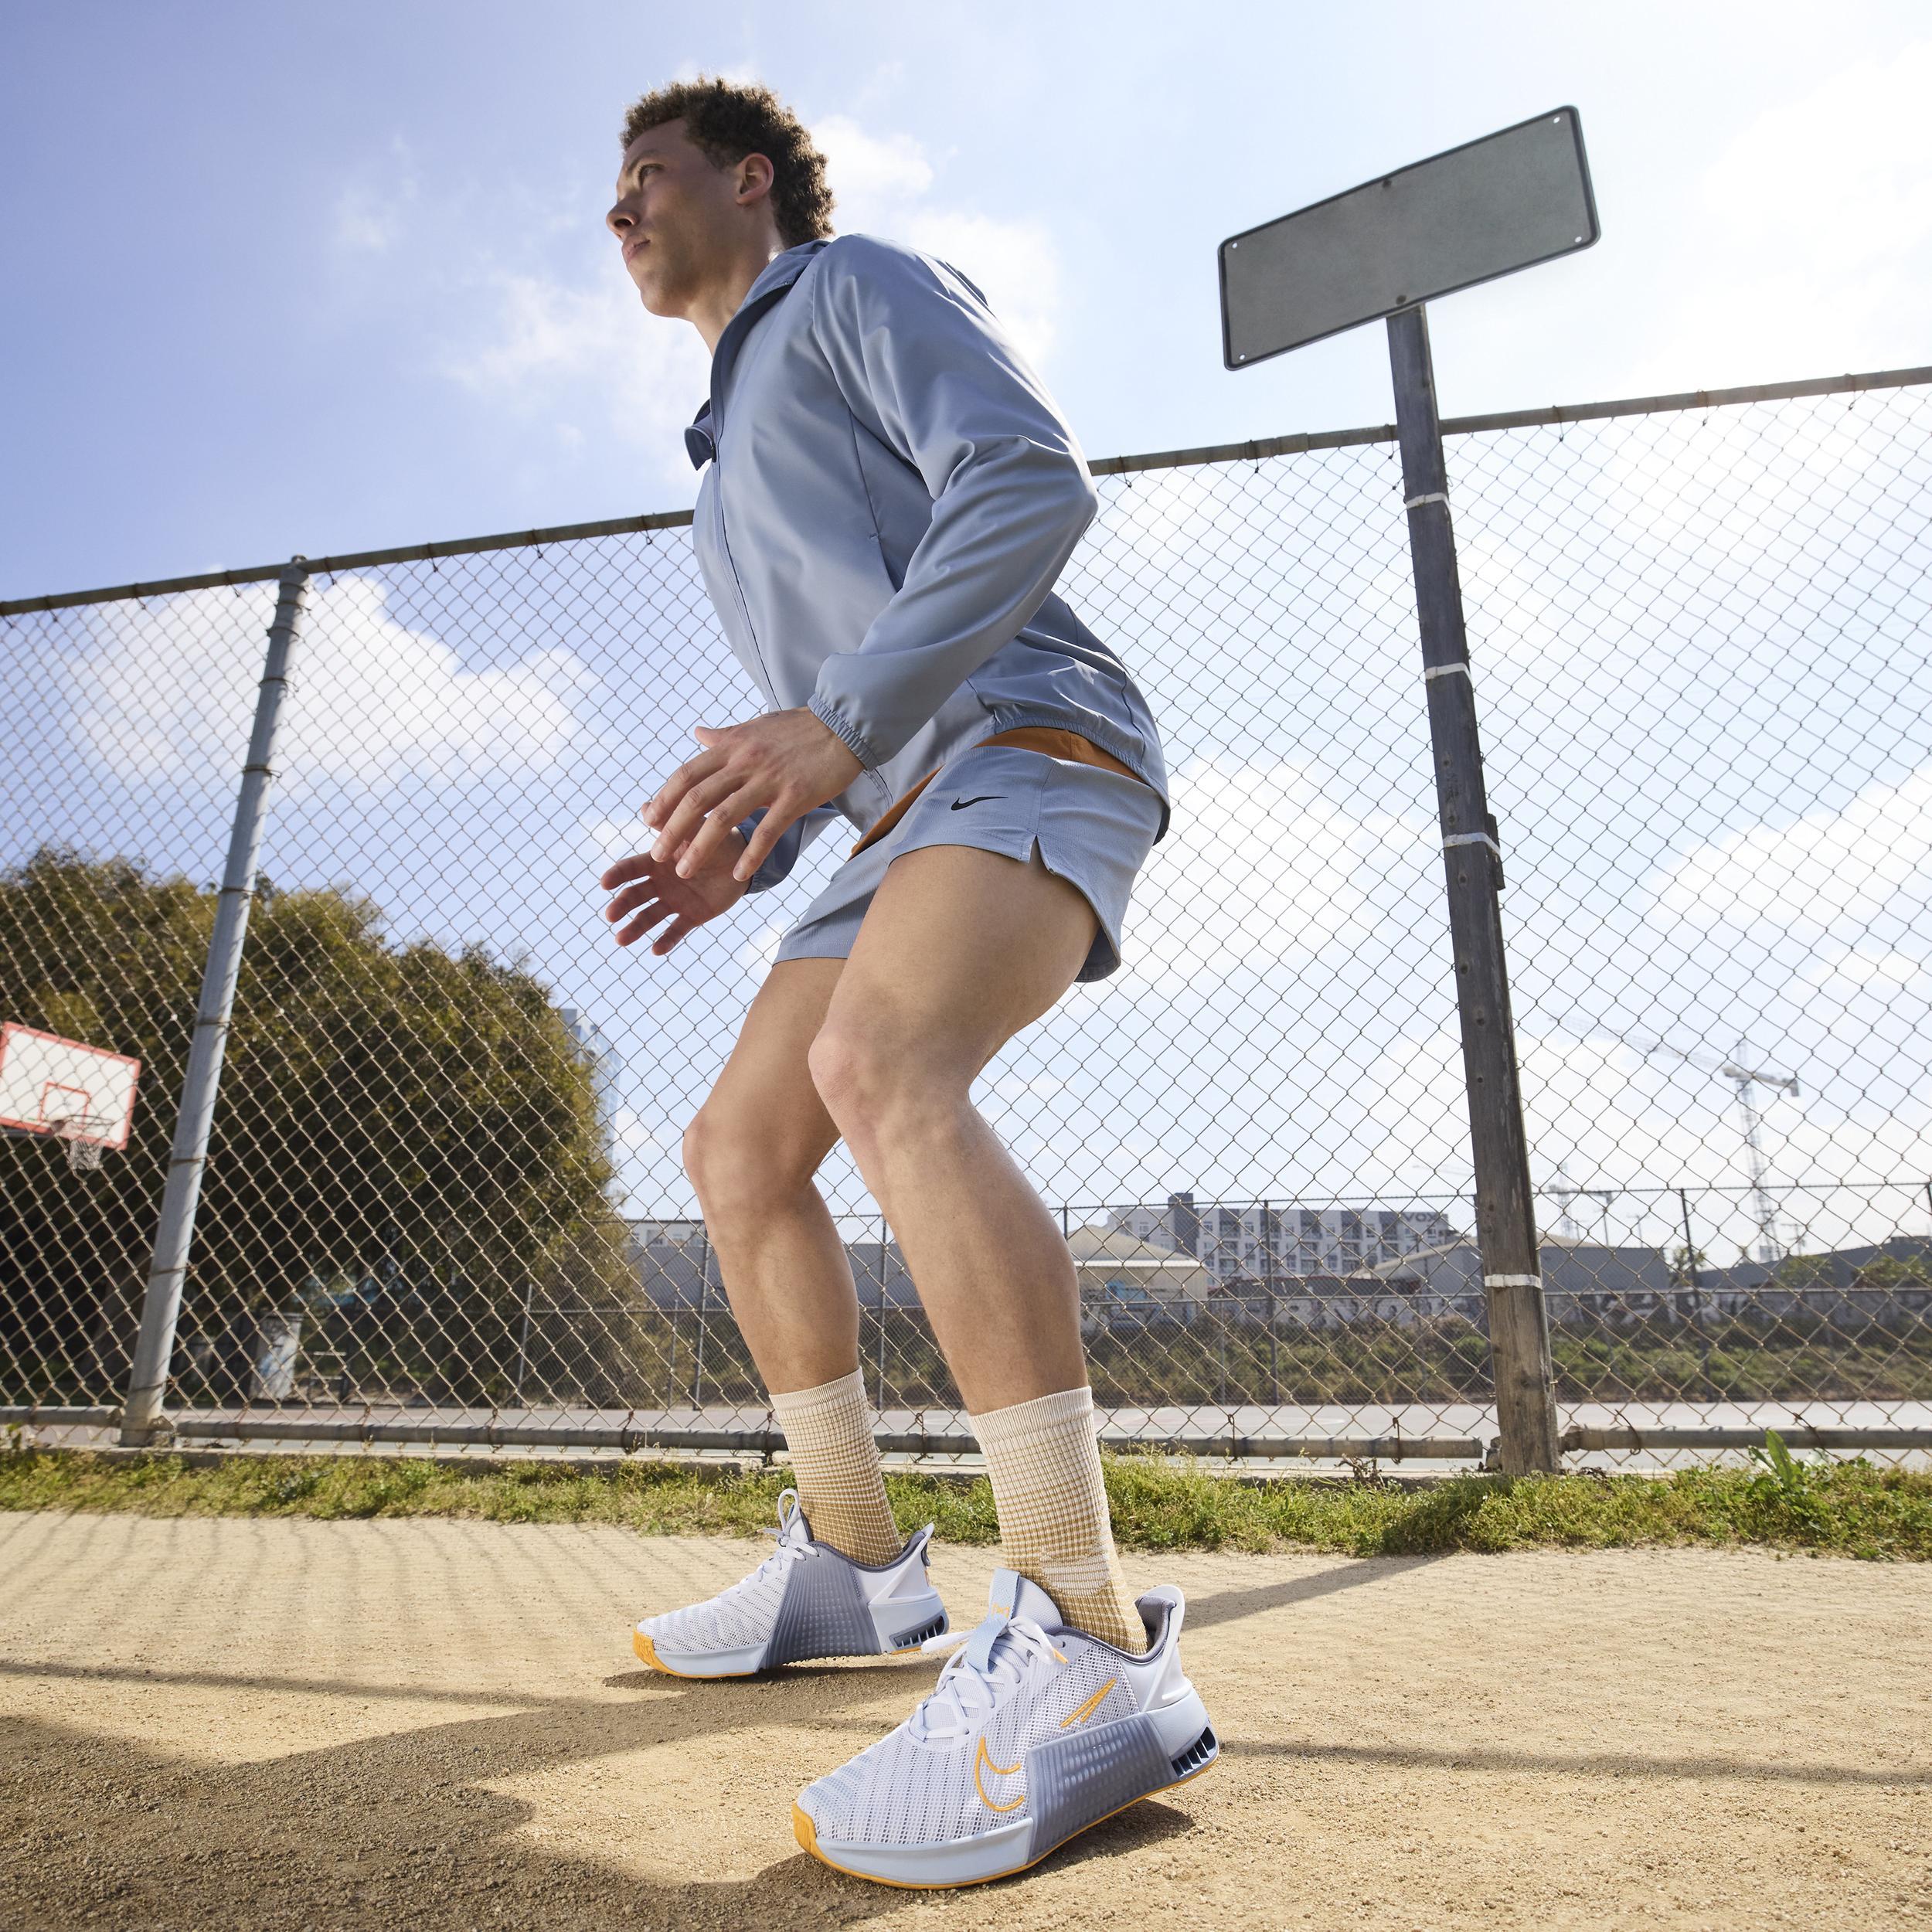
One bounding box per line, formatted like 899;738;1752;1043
4;1;1930;596
3;2;1929;1266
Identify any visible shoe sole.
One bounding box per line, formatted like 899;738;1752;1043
791;1749;1219;1889
633;1629;934;1678
632;1631;757;1679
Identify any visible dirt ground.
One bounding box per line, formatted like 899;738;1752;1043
1;1512;1927;1932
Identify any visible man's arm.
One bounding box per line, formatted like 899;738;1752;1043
804;235;1100;773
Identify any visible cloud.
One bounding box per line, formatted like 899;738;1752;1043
70;575;588;794
583;812;653;866
1794;946;1927;993
331;140;418;255
434;106;1067;481
1114;753;1434;984
814;117;934;205
1345;1020;1932;1260
1627;43;1932;387
1650;765;1932;940
440;270;711;465
814;114;1065;369
609;1107;670;1158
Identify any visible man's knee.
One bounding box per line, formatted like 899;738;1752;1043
807;1020;965;1140
682;1103;825;1216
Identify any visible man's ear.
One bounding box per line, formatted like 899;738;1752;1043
736;152;774;204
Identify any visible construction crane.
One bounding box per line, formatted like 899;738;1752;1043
1548;1162;1616;1241
1624;1036;1801;1264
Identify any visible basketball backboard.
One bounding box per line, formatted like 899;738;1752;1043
1219;107;1599;368
0;1022;141;1150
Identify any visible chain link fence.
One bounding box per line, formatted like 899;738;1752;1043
4;367;1929;1465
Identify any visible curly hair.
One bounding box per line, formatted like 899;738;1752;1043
620;75;835;250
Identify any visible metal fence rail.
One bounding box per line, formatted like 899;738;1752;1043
4;365;1929;1467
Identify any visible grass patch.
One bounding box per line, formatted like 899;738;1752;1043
3;1436;1927;1560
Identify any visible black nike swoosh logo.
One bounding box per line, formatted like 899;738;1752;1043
950;795;1002;811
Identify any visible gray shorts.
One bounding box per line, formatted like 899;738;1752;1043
770;743;1165;984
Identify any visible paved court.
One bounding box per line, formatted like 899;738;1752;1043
0;1511;1926;1930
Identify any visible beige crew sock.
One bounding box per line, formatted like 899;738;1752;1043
768;1369;903;1566
971;1384;1148;1654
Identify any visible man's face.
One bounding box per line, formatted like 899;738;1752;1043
607;119;757;318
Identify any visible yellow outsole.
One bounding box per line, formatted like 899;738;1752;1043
631;1630;757;1679
631;1630;931;1676
791;1753;1219;1889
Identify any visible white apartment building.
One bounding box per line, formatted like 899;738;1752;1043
1107;1195;1459;1281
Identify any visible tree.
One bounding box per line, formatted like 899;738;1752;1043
1852;1252;1932;1289
1770;1252;1836;1291
1668;1243;1709;1288
1;849;652;1408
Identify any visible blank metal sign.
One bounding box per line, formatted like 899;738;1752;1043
1220;108;1598;369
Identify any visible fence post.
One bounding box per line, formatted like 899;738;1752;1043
120;560;311;1446
1385;308;1560;1475
876;1213;889;1411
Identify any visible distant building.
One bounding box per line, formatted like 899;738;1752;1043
1069;1226;1214;1329
1187;1271;1484;1330
560;1005;625;1206
624;1219;928;1311
627;1219;712;1308
1106;1194;1458;1281
1368;1232;1674;1326
618;1209;1930;1335
1702;1236;1932;1327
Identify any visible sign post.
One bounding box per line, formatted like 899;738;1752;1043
1219;109;1600;1473
1386;302;1557;1473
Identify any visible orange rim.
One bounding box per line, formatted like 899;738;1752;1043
631;1630;757;1679
791;1752;1219;1889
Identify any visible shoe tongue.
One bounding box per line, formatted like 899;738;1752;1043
957;1566;1070;1676
988;1567;1066;1631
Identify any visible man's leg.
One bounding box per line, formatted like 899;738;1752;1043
805;841;1148;1651
681;956;900;1564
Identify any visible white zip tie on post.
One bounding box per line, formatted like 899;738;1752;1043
1404;491;1450;509
1483;1274;1544;1290
1423;661;1470;680
1443;832;1503;859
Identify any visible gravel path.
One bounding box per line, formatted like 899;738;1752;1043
1;1512;1927;1930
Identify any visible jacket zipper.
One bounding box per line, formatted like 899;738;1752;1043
708;442;776;703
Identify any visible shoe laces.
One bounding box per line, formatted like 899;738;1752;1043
906;1612;1062;1747
713;1488;811;1603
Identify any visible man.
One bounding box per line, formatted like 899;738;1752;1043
599;75;1216;1886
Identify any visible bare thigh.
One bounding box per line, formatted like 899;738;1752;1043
803;842;1100;1406
819;841;1100;1090
688;956;846;1193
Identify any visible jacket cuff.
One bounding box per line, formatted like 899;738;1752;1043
807;692;883;770
733;814;780;893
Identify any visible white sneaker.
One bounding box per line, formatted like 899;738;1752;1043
631;1488;949;1679
791;1566;1219;1886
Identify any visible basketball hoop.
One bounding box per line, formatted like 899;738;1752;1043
51;1114;115;1173
2;1025;141;1175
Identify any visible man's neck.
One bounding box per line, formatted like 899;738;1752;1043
692;238;793;355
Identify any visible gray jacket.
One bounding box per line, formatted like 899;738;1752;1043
680;232;1172;893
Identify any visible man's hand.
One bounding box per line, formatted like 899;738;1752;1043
600;831;750;955
645;709;864;885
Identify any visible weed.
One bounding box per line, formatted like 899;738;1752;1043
2;1447;1927;1560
